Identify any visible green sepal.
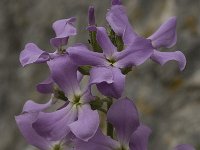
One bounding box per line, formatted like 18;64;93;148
78;65;92;75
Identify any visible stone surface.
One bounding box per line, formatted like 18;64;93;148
0;0;199;150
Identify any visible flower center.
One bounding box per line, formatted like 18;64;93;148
73;95;81;106
106;57;116;66
53;144;63;150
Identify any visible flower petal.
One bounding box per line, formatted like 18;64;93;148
69;104;99;141
22;99;53;113
96;27;117;58
68;44;107;66
50;17;77;47
150;50;186;71
114;37;154;68
36;76;54;94
174;144;196;150
129;125;152;150
32;103;77;141
148;17;177;48
90;67;125;99
20;43;50;67
47;55;80;96
107;98;140;145
75;129;120;150
15;113;51;150
106;5;138;45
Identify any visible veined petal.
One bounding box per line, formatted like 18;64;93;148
20;43;50;67
50;17;77;47
69;104;99;141
36;76;54;94
68;44;107;66
148;17;177;48
106;5;138;45
75;129;120;150
174;144;196;150
107;98;140;145
32;103;77;141
90;67;125;99
129;125;152;150
96;27;117;58
47;54;80;96
150;50;186;71
15;113;51;150
114;38;154;68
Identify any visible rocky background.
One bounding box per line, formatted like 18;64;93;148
0;0;199;150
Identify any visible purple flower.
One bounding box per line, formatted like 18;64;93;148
106;4;186;71
20;17;76;67
33;55;99;142
68;28;153;98
15;98;76;150
75;98;152;150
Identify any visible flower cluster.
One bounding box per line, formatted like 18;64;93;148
16;0;195;150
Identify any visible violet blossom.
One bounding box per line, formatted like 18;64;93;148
106;2;186;71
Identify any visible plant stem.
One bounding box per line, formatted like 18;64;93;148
107;98;113;138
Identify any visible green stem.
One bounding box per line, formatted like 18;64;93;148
107;98;113;138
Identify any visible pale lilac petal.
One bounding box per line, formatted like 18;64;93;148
114;38;154;68
50;17;77;47
88;6;95;26
90;67;125;99
148;17;177;48
33;103;77;141
15;113;51;150
106;5;138;45
69;104;99;141
174;144;196;150
68;44;107;66
75;129;120;150
129;125;152;150
47;55;80;96
107;98;140;145
96;27;117;57
20;43;50;67
150;50;186;71
77;71;84;83
111;0;122;5
22;99;52;113
36;76;54;94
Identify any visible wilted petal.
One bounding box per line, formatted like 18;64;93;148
47;55;80;96
111;0;122;5
33;103;77;141
68;44;107;66
148;17;177;48
174;144;196;150
69;104;99;141
75;129;120;150
36;76;54;94
50;17;77;47
96;27;117;58
129;125;152;150
106;5;138;45
88;6;95;26
150;50;186;71
114;38;154;68
90;67;125;99
107;98;140;145
20;43;50;67
15;113;51;150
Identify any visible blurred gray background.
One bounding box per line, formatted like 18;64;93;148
0;0;200;150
